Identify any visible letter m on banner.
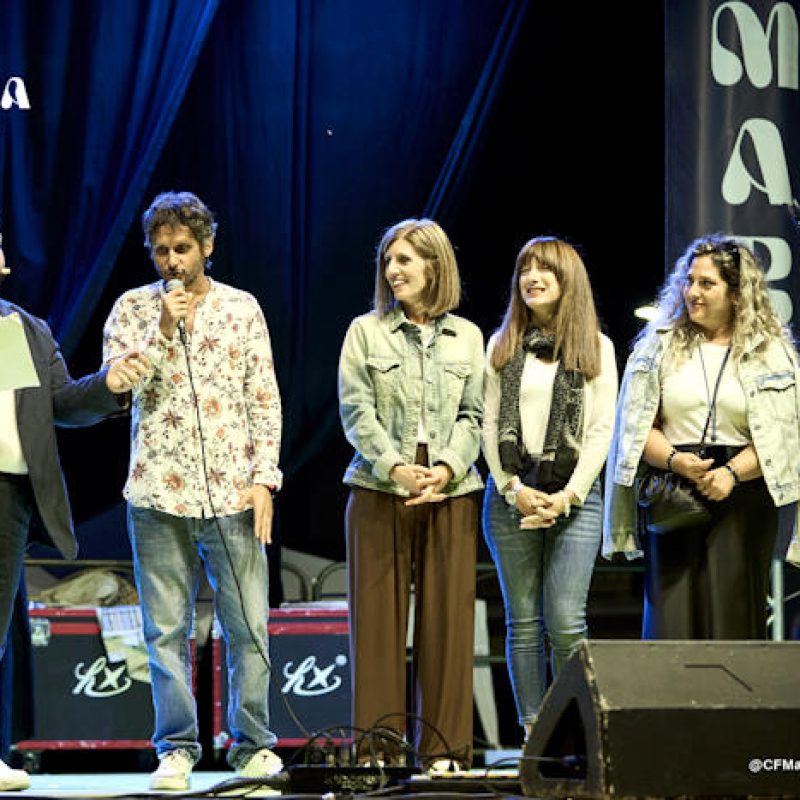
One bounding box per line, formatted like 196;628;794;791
666;1;800;323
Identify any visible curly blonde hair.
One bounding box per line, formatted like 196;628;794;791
644;233;791;361
490;237;601;378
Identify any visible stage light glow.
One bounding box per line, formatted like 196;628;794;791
634;304;658;321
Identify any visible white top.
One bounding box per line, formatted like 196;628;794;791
0;390;27;474
661;342;749;445
416;321;435;446
482;332;618;503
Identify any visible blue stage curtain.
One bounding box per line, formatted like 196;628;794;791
0;0;528;553
140;0;529;478
0;0;220;350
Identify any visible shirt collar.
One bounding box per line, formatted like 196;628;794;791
385;305;456;336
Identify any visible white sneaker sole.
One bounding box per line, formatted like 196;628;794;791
0;778;31;791
149;776;191;791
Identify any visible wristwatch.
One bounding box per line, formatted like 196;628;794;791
504;477;523;506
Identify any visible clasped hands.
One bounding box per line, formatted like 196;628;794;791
514;485;566;529
391;463;453;506
671;451;734;502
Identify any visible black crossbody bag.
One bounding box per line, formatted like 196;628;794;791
637;347;732;535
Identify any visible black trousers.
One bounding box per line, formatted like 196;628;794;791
0;473;35;758
642;477;776;639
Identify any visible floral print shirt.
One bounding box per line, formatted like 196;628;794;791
103;279;282;518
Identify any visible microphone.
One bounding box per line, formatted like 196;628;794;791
164;278;186;342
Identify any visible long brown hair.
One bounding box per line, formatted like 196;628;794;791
490;237;601;378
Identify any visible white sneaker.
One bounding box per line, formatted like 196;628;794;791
236;748;283;778
0;759;30;791
149;750;193;791
428;758;464;776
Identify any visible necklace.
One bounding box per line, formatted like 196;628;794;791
697;344;731;443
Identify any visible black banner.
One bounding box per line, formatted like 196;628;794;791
666;1;800;326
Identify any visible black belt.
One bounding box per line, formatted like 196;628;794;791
0;471;29;483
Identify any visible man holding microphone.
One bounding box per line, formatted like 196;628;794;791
103;191;283;791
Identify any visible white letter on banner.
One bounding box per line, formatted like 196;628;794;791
712;2;798;89
738;236;793;321
721;118;791;205
1;77;31;110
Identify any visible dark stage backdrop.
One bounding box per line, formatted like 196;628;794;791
0;0;666;567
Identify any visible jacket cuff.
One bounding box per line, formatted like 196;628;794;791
374;450;404;483
434;448;466;483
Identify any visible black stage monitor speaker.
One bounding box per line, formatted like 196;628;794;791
520;640;800;799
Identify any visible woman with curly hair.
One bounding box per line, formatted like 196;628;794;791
604;233;800;639
481;237;617;738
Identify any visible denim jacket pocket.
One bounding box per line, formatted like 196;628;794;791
755;371;795;391
442;360;472;411
443;360;472;382
754;371;796;422
367;355;403;414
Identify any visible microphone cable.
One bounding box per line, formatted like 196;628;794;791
168;288;311;742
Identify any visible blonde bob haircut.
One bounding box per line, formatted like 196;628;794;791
490;237;602;379
645;233;790;361
373;218;461;319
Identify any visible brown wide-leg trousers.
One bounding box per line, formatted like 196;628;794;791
345;481;479;766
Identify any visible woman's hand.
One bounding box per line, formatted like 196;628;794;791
390;463;450;505
696;466;736;502
518;489;577;529
406;464;451;506
512;485;548;516
671;451;714;485
390;463;428;495
519;506;559;529
518;490;566;529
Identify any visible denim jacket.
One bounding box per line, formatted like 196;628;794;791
602;327;800;566
338;307;484;497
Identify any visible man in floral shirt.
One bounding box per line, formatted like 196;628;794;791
103;192;283;791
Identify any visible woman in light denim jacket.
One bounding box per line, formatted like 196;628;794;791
604;234;800;640
338;219;484;771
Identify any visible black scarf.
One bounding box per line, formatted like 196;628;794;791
497;328;585;491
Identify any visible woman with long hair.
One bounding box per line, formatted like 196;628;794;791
481;236;617;739
604;234;800;639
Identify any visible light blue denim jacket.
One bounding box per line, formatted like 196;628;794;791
338;307;484;497
602;327;800;566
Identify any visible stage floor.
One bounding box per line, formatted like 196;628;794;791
1;771;260;798
0;769;526;799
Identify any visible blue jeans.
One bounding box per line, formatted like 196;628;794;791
482;477;601;727
127;505;275;766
